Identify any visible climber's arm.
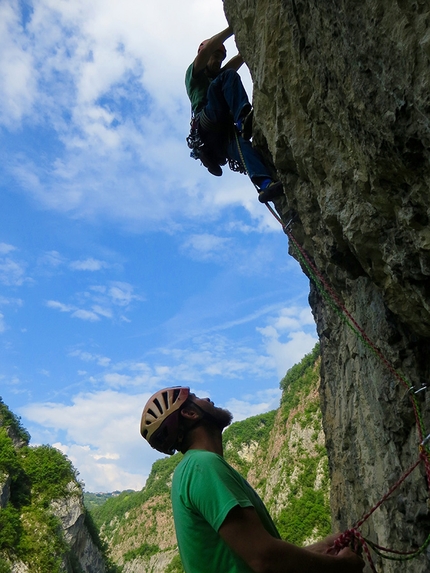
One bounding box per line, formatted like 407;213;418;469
193;26;233;75
222;53;244;72
219;506;365;573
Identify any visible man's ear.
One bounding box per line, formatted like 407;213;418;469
180;405;201;421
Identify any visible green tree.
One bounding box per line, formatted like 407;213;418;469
0;398;30;444
19;445;79;502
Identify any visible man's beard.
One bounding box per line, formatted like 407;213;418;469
210;405;233;430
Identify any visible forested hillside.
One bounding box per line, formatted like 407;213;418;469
90;344;329;573
0;399;114;573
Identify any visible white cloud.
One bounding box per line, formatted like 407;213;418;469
1;1;318;495
69;258;109;271
71;309;101;322
46;300;73;312
18;300;316;491
0;1;36;127
256;306;318;377
39;250;66;268
0;257;27;286
225;388;282;422
0;243;16;255
45;280;140;322
0;0;272;231
107;282;139;306
46;300;102;321
21;389;161;491
0;313;7;333
89;281;142;307
181;234;232;261
0;296;23;307
69;349;111;367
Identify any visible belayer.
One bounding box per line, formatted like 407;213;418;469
186;26;285;204
141;386;365;573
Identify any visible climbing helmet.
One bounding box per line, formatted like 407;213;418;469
140;386;190;454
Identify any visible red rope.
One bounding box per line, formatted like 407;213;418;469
332;529;378;572
354;457;421;529
262;205;430;570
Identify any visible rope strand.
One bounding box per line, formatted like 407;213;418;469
260;197;430;571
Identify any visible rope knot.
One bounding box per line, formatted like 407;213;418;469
333;529;358;552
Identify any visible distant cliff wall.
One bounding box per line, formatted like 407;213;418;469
224;1;430;571
0;400;107;573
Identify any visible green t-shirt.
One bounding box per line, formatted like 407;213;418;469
171;449;281;573
185;62;212;115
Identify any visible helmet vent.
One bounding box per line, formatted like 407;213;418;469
153;398;163;414
172;388;180;402
146;408;156;419
161;391;169;409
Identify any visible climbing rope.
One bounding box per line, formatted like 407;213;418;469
234;127;430;568
263;201;430;570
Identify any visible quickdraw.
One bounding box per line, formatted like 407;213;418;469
186;115;205;161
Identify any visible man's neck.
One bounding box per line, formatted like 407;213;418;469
186;425;224;456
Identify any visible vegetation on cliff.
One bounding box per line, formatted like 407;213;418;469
0;398;115;573
276;344;331;545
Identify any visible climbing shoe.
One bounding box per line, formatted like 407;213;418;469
258;180;284;203
236;107;253;140
198;147;223;177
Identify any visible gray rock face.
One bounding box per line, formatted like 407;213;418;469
0;474;11;508
51;483;107;573
224;1;430;571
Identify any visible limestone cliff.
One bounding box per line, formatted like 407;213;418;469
224;1;430;571
0;399;108;573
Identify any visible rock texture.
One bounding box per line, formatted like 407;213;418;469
224;0;430;571
51;483;107;573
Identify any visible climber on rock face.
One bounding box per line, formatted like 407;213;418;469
185;26;284;204
140;386;365;573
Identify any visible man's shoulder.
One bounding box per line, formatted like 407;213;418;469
185;62;194;79
183;449;222;464
185;62;198;84
175;450;225;475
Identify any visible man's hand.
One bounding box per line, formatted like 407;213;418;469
219;506;365;573
305;533;339;554
193;26;233;75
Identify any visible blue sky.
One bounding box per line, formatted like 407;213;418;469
0;0;317;492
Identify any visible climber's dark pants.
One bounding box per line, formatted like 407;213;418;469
200;69;272;181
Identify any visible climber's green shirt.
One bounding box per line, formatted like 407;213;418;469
185;63;212;114
171;449;281;573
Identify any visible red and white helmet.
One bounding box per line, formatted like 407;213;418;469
140;387;190;455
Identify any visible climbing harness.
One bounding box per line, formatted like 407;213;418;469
186;115;205;162
264;206;430;571
187;113;247;176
